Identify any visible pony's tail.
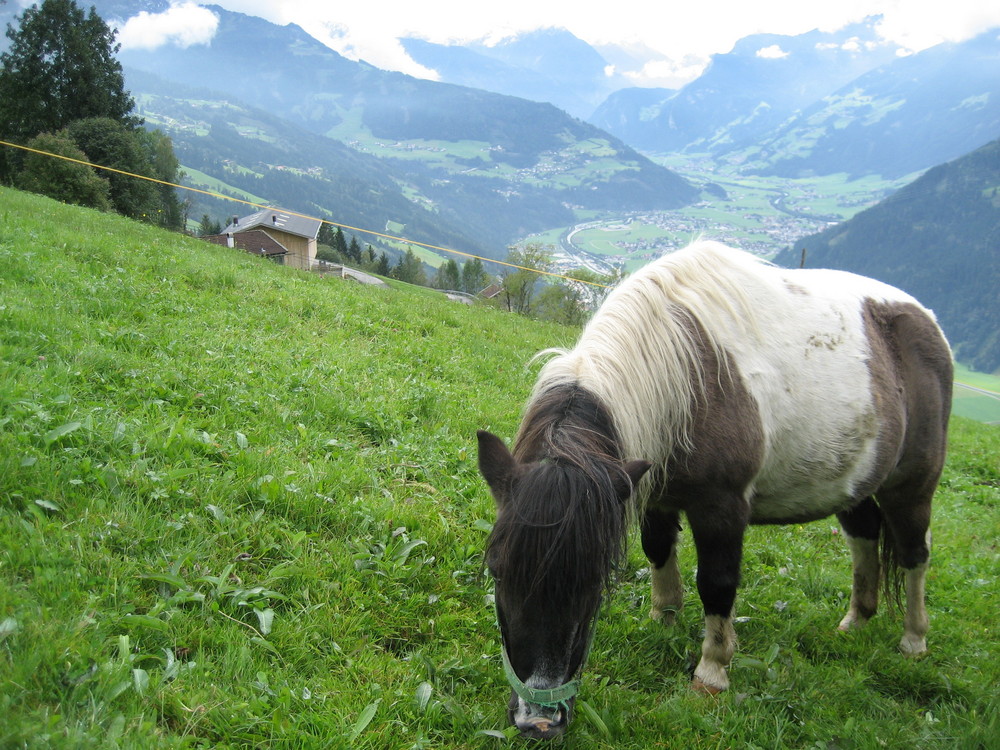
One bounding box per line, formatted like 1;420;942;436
879;519;904;610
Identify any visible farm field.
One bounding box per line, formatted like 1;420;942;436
526;156;920;269
1;187;998;748
953;364;1000;425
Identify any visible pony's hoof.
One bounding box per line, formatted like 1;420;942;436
691;678;724;696
837;612;869;632
650;606;678;626
899;635;927;656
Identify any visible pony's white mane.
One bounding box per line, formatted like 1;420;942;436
532;241;769;475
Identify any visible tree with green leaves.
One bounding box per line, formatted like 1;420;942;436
347;235;362;264
317;221;337;247
499;244;551;316
0;0;138;148
0;1;184;228
15;131;111;211
333;227;349;259
198;214;222;236
63;118;159;222
435;259;461;290
392;248;427;286
375;252;391;277
140;128;184;229
461;257;490;295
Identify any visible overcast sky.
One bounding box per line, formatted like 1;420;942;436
114;0;1000;87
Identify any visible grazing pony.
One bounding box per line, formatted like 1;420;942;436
477;241;952;739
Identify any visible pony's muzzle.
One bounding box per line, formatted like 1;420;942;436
508;690;572;739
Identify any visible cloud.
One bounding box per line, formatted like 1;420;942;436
118;2;220;51
622;58;709;89
755;44;790;59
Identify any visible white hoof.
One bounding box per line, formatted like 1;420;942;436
837;610;869;632
693;660;729;694
899;634;927;656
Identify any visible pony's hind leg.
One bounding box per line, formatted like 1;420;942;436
641;507;683;625
836;497;882;631
879;484;935;656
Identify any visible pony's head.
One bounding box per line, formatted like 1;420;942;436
477;392;649;738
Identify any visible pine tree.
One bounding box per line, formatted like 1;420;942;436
392;248;427;286
198;214;222;236
333;227;349;259
317;221;337;248
435;259;461;290
347;235;362;263
0;0;138;145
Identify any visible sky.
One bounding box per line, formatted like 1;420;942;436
112;0;1000;87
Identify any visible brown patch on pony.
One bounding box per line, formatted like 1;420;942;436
858;299;952;606
652;314;764;508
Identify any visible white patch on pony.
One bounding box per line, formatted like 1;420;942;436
693;613;735;693
532;241;935;525
649;546;683;624
511;695;564;731
838;534;880;631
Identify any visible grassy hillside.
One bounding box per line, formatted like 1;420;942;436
1;188;998;748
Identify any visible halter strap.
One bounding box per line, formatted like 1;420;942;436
501;646;582;711
499;615;597;713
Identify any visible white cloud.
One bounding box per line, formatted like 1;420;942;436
189;1;1000;86
756;44;790;59
622;58;708;89
118;2;220;51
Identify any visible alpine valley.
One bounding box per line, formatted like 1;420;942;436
1;2;997;369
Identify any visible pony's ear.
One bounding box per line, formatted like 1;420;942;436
614;459;652;500
477;430;516;501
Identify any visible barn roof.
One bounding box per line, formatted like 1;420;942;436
221;207;322;240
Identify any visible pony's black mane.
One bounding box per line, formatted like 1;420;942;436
487;384;630;604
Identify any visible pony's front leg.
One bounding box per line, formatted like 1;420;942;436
836;498;882;631
641;507;683;625
688;502;747;694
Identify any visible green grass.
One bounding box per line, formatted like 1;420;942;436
953;364;1000;424
2;187;998;748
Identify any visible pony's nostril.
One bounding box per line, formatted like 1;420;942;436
516;712;565;738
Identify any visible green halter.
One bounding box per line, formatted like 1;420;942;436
501;646;582;712
499;616;597;713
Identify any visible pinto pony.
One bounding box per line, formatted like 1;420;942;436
477;241;952;739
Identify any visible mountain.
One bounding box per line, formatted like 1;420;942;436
400;28;624;120
589;21;904;154
589;87;678;150
107;3;696;256
746;30;1000;179
774;138;1000;373
0;1;697;258
126;69;492;259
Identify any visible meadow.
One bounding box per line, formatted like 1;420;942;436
1;187;997;748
